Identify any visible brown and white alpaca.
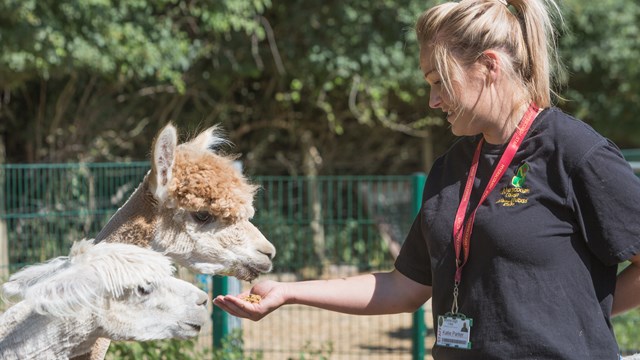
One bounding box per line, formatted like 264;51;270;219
78;123;277;359
0;240;209;360
95;123;276;279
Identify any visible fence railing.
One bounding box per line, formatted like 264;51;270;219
0;163;427;359
622;149;640;173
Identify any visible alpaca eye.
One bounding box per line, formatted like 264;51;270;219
137;285;153;296
192;211;212;223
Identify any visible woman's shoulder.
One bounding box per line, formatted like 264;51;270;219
534;107;609;152
532;107;624;170
539;107;604;139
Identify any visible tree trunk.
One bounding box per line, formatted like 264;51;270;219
0;135;8;280
421;130;434;173
301;131;326;275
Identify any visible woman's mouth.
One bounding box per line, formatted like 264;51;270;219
446;111;455;123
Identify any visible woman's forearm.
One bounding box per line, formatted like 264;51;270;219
613;254;640;316
285;269;432;315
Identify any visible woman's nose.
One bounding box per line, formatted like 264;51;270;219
429;89;441;109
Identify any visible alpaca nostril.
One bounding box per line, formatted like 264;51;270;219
259;250;275;260
197;295;208;307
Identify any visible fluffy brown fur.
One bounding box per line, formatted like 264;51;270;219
169;149;258;223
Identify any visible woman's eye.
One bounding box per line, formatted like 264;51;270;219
426;79;441;88
193;211;212;223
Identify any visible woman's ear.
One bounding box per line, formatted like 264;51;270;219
481;50;500;83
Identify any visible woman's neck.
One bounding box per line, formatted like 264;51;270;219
483;102;534;145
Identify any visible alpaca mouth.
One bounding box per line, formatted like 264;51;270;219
187;323;201;332
229;263;269;281
181;322;202;332
236;266;261;281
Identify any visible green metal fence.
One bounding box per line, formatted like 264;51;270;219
0;163;428;359
622;149;640;174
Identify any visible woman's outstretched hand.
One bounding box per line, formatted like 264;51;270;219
213;280;286;321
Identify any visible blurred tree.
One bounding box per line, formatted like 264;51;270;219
0;0;445;174
219;0;445;176
558;0;640;147
0;0;639;174
0;0;270;163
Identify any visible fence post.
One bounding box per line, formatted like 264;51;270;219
212;275;229;349
411;173;427;360
0;164;8;281
212;275;242;350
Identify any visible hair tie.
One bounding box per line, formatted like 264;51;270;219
497;0;508;5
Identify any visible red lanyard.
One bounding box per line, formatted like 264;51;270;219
452;103;539;284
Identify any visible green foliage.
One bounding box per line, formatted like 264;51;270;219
4;163;148;267
107;330;266;360
251;0;437;139
614;309;640;355
294;341;334;360
252;177;404;273
210;330;263;360
0;0;273;164
558;0;640;147
614;261;640;354
253;207;308;272
2;0;640;174
106;330;334;360
6;165;95;266
254;206;389;274
0;0;270;90
0;0;435;174
107;338;207;360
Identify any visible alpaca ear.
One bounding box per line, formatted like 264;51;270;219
150;123;178;203
2;256;70;301
185;125;229;153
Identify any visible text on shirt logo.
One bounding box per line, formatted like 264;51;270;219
496;163;531;206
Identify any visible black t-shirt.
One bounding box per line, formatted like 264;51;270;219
395;107;640;359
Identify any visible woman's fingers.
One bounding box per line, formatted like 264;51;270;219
213;295;264;320
213;280;284;321
213;295;246;316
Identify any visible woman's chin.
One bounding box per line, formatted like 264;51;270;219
450;125;464;137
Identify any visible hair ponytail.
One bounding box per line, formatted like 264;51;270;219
508;0;564;106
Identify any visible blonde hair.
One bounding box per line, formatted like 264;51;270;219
416;0;563;108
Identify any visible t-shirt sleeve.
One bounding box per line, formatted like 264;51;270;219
395;211;432;286
570;139;640;265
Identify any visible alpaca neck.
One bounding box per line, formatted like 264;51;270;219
0;302;98;360
95;176;157;247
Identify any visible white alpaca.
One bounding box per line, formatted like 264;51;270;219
69;123;276;360
0;240;209;360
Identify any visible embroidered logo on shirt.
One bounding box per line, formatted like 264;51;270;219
497;162;530;207
511;162;529;188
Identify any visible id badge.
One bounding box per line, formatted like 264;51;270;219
436;312;473;349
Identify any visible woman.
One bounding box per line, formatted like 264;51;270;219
214;0;640;358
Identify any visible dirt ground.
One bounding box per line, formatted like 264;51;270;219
240;302;435;360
